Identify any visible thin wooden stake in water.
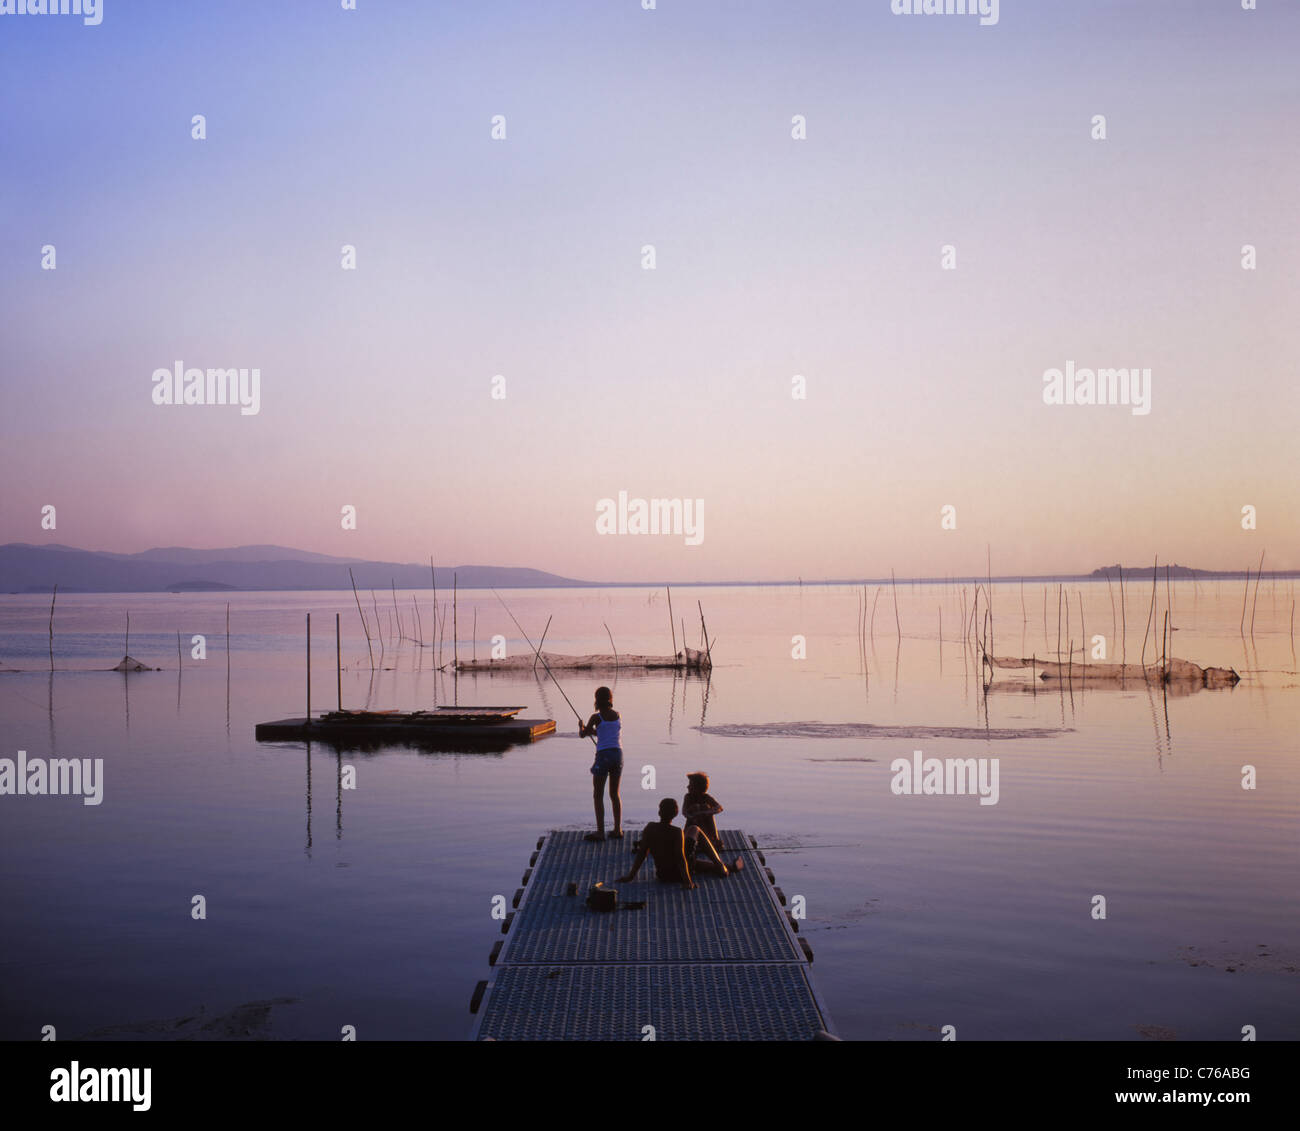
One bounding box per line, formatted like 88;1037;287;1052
986;545;993;661
604;622;618;667
891;568;901;638
306;613;312;722
1141;557;1157;668
1250;550;1265;639
453;572;458;670
1056;585;1062;664
1106;571;1116;646
1064;591;1070;665
1240;564;1250;636
667;586;677;657
1078;592;1085;667
1165;563;1173;641
349;568;374;670
430;557;438;664
1119;567;1126;668
226;602;231;676
48;583;57;671
336;612;342;710
473;607;477;664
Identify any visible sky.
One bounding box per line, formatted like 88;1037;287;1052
1;0;1297;582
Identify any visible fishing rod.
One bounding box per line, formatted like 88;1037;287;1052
491;589;595;746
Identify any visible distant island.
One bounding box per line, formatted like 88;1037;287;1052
1091;564;1228;580
0;543;1293;594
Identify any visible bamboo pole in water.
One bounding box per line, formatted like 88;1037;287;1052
306;613;312;720
1240;564;1250;636
890;569;901;638
1118;567;1126;667
336;613;342;711
1106;572;1116;651
453;572;458;670
349;568;374;670
1056;585;1062;664
1165;563;1174;642
430;558;438;664
1141;558;1157;668
48;583;57;671
1250;550;1265;639
667;587;677;657
987;546;993;662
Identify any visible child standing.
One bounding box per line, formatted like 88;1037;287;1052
579;686;622;842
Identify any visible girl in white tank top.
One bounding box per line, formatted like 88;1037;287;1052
579;686;623;841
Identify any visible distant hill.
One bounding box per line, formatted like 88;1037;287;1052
0;544;587;594
1089;564;1263;580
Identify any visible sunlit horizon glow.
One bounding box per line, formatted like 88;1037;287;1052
2;1;1297;582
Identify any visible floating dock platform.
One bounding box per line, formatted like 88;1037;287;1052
470;829;835;1040
254;708;556;750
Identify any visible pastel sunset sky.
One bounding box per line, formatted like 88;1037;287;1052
2;0;1296;582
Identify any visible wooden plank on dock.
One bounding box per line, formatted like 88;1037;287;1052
470;830;835;1041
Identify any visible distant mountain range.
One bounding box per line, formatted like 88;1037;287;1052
0;544;586;593
0;544;1290;594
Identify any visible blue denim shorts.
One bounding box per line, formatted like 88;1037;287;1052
591;747;623;777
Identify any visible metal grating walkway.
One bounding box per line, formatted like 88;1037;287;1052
470;829;835;1041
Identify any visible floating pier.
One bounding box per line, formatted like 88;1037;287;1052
470;829;835;1041
456;648;711;674
255;706;556;749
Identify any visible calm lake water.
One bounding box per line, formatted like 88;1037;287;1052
1;581;1297;1040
